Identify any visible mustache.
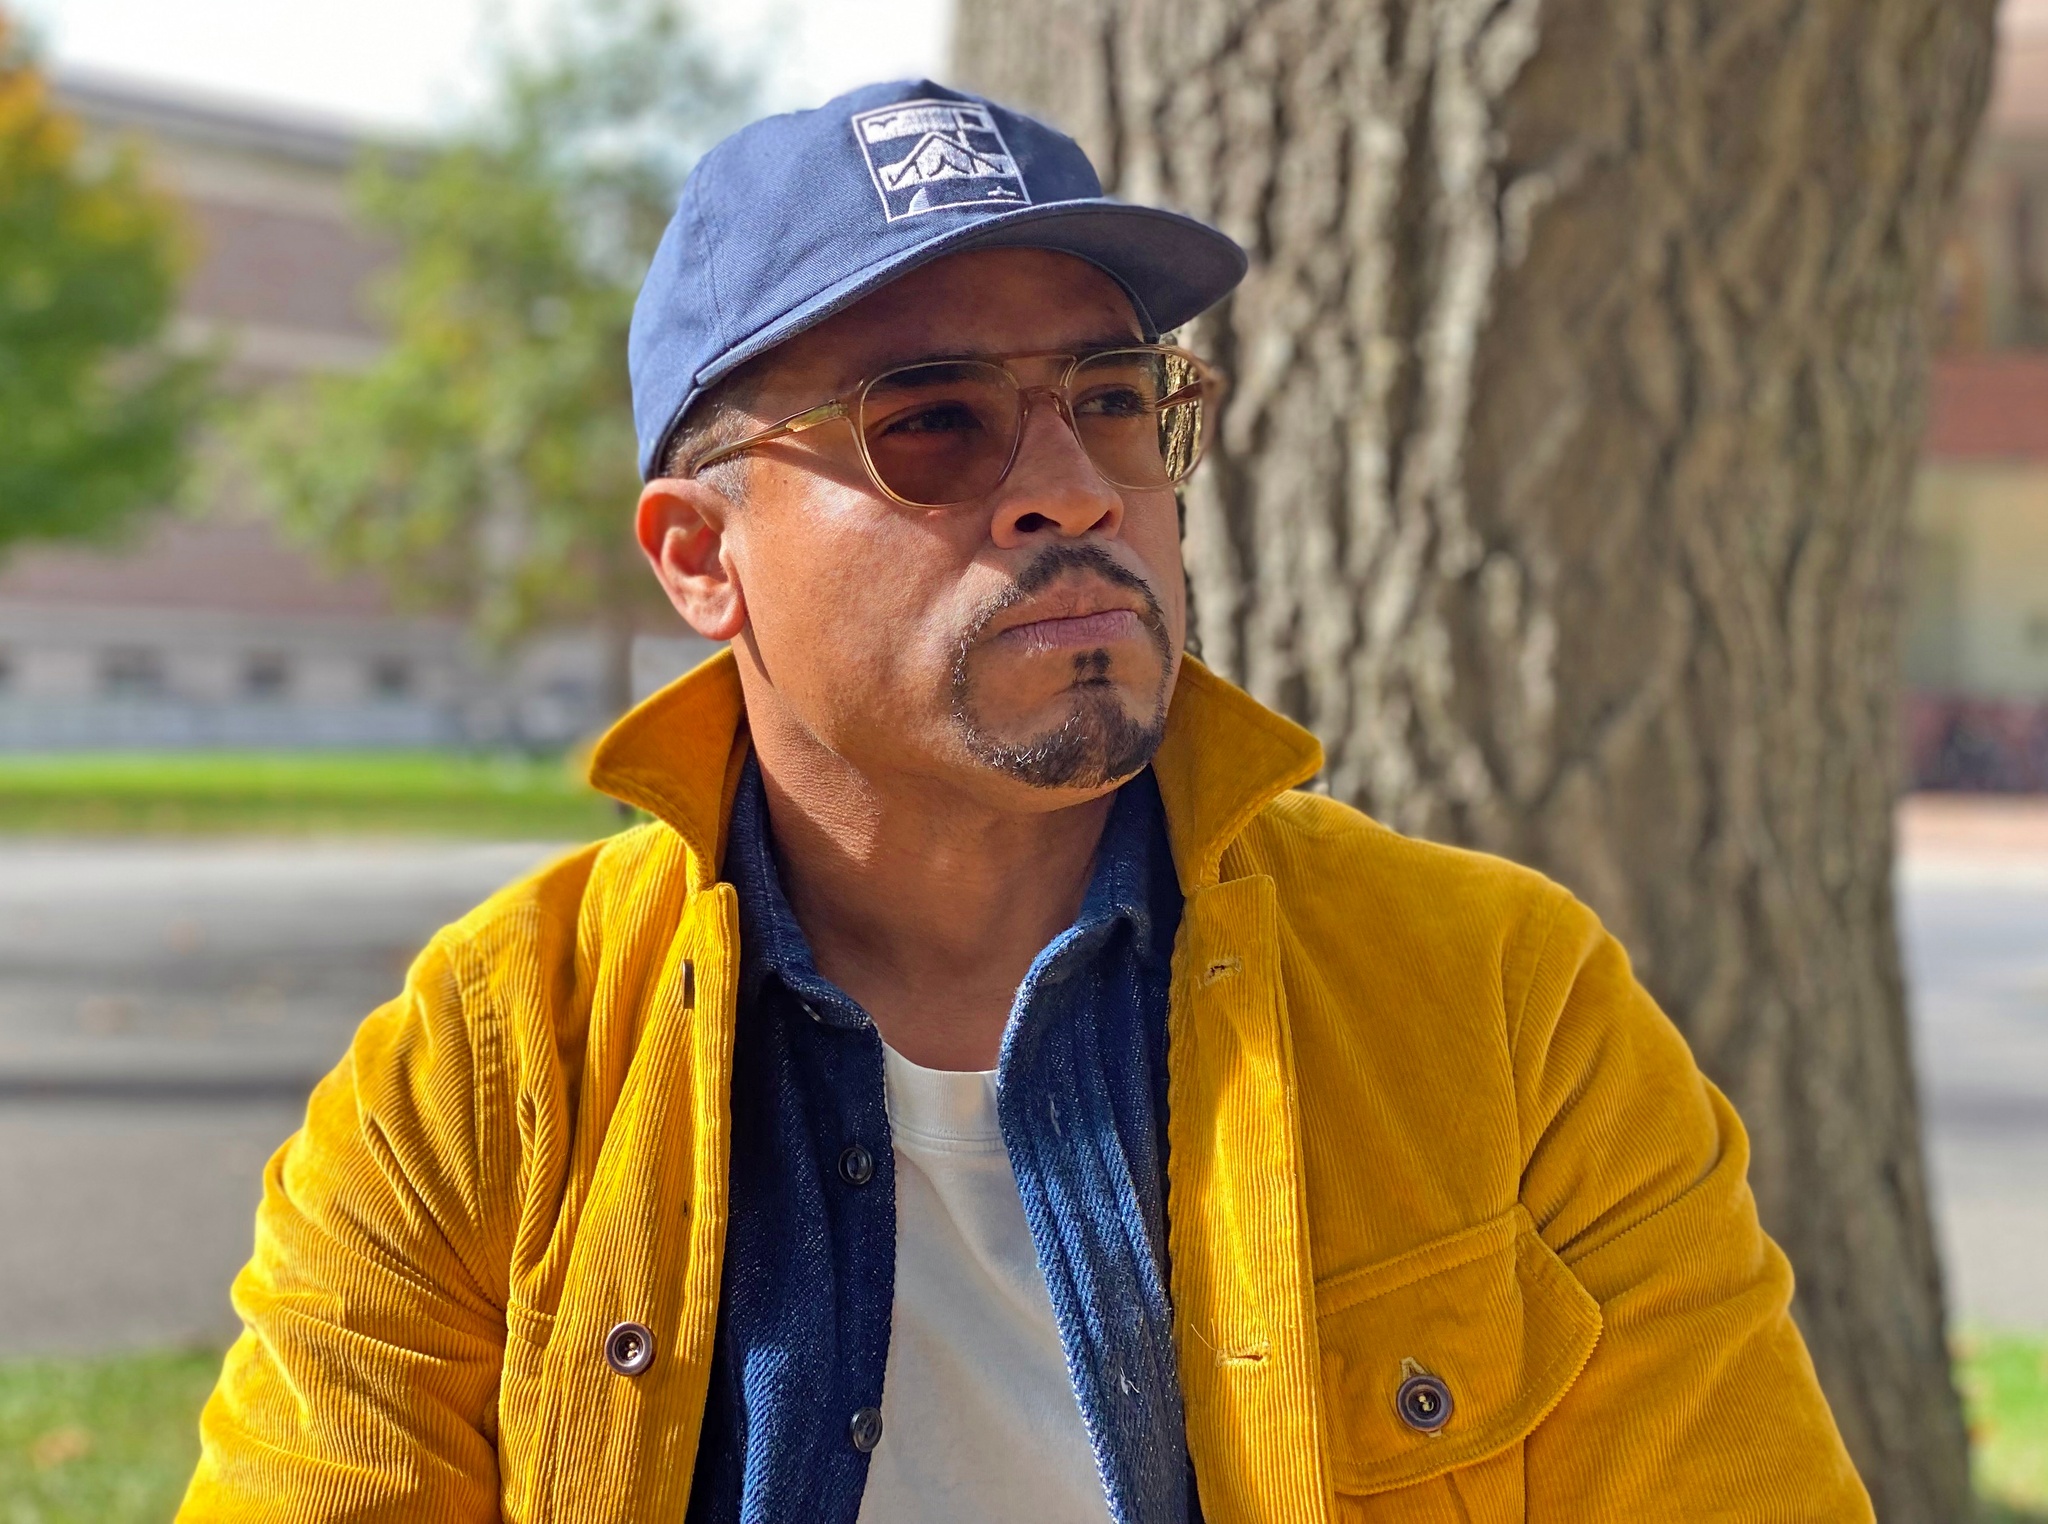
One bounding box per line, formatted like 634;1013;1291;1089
948;542;1175;790
961;542;1170;650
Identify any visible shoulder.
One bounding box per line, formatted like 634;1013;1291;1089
1236;790;1705;1179
1235;788;1583;976
1238;792;1707;1276
1232;788;1645;1100
336;819;695;1194
439;820;688;955
395;821;693;1065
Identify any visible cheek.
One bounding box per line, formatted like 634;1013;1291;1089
735;490;977;723
1124;493;1187;643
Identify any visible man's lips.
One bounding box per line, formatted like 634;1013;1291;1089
995;608;1146;656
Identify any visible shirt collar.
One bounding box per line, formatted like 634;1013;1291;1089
722;753;1175;1017
1065;765;1174;965
723;754;834;1014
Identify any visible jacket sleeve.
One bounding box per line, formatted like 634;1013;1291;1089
1510;891;1874;1521
179;930;511;1522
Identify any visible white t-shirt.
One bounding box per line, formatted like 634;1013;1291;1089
855;1043;1115;1524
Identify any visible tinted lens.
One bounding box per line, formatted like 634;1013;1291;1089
1070;348;1208;490
857;360;1020;508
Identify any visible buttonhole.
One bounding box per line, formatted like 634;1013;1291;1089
1201;956;1243;986
1181;1320;1269;1365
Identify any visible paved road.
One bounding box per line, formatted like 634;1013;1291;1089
0;835;2040;1355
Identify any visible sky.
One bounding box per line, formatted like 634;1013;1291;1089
14;0;952;130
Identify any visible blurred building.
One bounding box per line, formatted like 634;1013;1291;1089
1939;0;2048;353
1907;0;2048;791
0;72;708;752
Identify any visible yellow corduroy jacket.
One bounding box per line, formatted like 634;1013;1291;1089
181;652;1872;1522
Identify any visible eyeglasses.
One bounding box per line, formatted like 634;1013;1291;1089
685;344;1224;510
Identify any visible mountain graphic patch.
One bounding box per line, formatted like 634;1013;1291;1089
851;99;1031;222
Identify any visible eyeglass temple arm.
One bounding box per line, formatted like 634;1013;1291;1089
686;401;848;476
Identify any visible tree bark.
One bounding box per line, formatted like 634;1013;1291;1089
955;2;1996;1517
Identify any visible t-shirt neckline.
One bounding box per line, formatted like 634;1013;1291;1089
882;1042;1003;1148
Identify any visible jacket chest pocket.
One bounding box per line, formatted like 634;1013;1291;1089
1316;1206;1601;1520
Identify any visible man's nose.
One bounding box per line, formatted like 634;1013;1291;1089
987;391;1124;546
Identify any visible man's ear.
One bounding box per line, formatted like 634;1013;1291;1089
637;477;747;642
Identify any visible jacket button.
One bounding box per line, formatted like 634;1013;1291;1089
604;1321;656;1376
1396;1372;1453;1433
849;1405;884;1453
838;1143;875;1186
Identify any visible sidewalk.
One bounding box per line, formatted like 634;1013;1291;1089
1900;792;2048;860
1896;793;2048;1333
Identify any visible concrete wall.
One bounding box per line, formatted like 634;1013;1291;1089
0;597;717;751
1909;463;2048;702
57;70;387;383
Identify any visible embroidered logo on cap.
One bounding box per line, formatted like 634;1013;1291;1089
851;99;1031;222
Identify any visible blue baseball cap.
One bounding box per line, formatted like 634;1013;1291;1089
628;78;1248;480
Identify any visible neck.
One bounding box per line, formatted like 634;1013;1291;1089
751;722;1113;1073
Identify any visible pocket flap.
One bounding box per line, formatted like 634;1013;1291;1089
1316;1205;1601;1495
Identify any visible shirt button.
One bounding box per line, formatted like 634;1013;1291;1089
848;1405;884;1453
1396;1372;1453;1433
604;1321;656;1376
838;1143;875;1186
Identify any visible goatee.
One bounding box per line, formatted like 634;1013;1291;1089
949;544;1174;791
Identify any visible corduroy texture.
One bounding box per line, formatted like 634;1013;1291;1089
179;650;1872;1522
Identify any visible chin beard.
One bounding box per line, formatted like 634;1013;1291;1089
949;542;1177;791
955;676;1169;791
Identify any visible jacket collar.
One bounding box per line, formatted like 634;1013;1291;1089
1148;656;1325;889
586;648;1324;894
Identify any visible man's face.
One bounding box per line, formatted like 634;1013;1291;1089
647;248;1186;812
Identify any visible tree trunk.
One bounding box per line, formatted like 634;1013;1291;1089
955;2;1996;1518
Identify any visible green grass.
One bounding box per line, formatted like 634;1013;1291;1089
0;750;633;838
1;1336;2042;1520
1965;1332;2048;1520
0;1349;218;1523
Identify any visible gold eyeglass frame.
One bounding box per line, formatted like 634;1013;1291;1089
682;343;1226;510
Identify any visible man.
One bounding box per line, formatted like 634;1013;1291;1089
181;80;1872;1522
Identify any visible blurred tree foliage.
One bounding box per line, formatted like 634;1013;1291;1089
246;0;753;717
0;13;206;556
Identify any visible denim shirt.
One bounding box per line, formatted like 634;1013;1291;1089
685;757;1189;1524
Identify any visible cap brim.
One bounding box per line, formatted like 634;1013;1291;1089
948;201;1246;336
668;199;1245;458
